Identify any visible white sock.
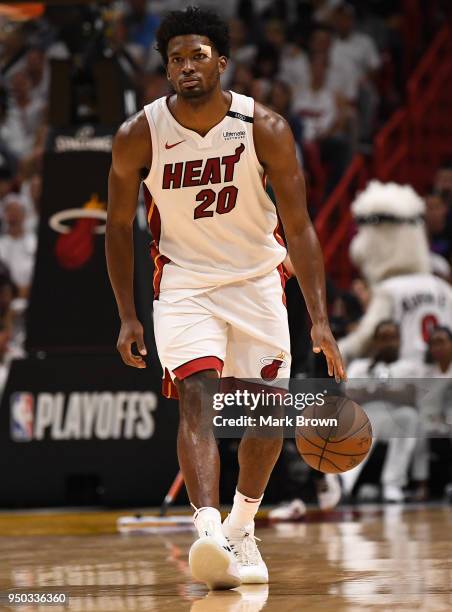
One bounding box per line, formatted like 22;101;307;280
228;489;263;529
193;506;222;538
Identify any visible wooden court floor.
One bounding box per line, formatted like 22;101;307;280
0;505;451;611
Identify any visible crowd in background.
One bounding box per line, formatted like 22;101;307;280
0;1;451;501
0;21;45;382
300;161;452;505
323;159;452;353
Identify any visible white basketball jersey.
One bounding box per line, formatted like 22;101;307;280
380;273;452;360
143;92;286;301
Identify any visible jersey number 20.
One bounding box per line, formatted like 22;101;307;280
194;186;238;219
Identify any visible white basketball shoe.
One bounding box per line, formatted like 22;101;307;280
189;509;242;590
222;515;269;584
317;473;342;510
268;498;307;520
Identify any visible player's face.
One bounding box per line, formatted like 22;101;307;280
166;35;227;99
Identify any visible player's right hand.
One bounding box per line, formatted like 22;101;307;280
117;318;147;368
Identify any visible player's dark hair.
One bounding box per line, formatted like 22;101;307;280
373;319;399;338
156;6;230;65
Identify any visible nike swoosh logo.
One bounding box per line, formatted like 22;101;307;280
244;498;258;503
165;140;185;149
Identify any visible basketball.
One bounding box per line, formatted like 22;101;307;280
296;396;372;474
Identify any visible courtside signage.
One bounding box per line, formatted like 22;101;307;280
10;391;157;441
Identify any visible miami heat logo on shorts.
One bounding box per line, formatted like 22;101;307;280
260;352;288;381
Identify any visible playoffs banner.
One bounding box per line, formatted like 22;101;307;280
0;354;179;507
27;126;117;351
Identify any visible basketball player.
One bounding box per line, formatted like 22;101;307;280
106;6;345;590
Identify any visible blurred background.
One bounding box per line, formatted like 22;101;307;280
0;0;451;510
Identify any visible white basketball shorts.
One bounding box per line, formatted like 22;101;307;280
153;268;291;399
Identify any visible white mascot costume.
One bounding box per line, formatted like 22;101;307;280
339;181;452;364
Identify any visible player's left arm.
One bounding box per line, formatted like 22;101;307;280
253;103;346;381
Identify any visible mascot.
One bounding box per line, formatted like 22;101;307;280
339;181;452;364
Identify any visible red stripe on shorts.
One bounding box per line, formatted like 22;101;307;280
173;356;224;381
162;357;224;400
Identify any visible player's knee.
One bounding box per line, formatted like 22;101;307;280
177;370;219;413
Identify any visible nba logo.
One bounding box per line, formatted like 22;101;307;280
10;393;34;442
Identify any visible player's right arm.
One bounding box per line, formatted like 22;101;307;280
106;111;152;369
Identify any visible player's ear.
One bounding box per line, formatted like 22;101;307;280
218;56;227;75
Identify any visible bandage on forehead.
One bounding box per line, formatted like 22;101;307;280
199;44;212;58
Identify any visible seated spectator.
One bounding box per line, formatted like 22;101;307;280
221;17;256;88
293;53;336;141
424;192;450;261
0;195;37;298
123;0;160;55
356;0;404;100
309;24;358;103
293;52;351;196
252;42;280;97
0;19;28;85
423;192;451;281
249;78;269;104
330;3;381;84
0;70;46;159
25;45;49;104
344;320;421;502
425;326;452;378
434;161;452;245
330;3;381;141
264;19;309;93
229;63;254;96
411;326;452;500
105;8;146;82
434;161;452;210
229;17;256;65
311;0;343;24
267;80;303;161
307;25;360;152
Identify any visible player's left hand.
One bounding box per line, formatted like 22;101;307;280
311;323;347;382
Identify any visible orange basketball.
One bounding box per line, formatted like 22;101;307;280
295;395;372;474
